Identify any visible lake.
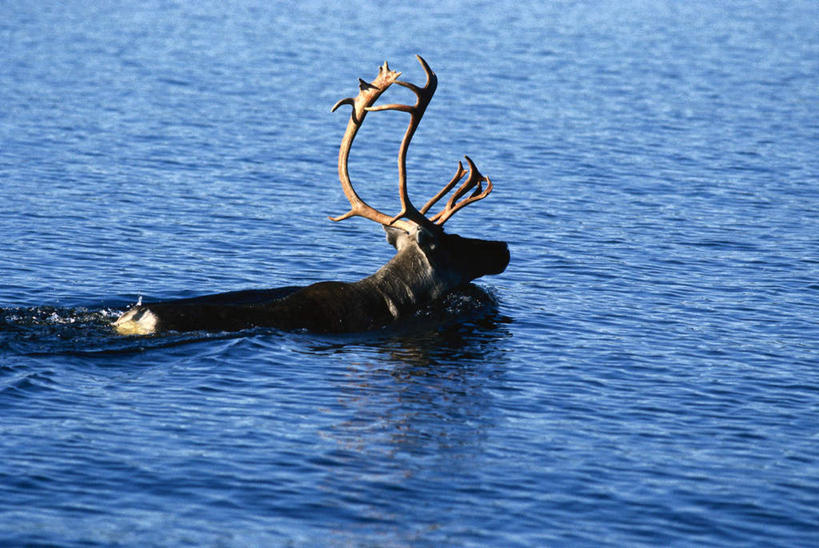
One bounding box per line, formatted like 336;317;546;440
2;0;818;545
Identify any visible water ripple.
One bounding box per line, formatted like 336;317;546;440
2;0;819;545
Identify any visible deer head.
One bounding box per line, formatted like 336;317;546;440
330;56;509;288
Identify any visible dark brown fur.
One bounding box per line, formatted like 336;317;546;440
114;227;509;334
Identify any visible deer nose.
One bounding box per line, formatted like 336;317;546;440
492;242;511;274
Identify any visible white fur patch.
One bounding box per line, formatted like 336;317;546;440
113;307;158;335
384;296;400;319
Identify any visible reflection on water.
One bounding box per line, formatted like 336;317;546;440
304;285;512;541
380;284;511;367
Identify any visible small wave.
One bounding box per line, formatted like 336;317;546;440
0;305;112;331
413;283;499;322
0;303;154;357
369;283;508;343
0;369;59;399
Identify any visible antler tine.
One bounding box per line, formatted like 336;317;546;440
330;61;416;232
420;161;467;215
364;54;441;233
429;155;493;225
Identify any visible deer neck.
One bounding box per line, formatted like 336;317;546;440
356;244;448;320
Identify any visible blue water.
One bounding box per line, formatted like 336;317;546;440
2;1;818;545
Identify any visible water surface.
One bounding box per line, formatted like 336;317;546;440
2;1;818;545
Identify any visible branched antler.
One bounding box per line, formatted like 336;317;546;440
363;55;439;231
331;55;493;233
329;61;416;232
422;156;493;225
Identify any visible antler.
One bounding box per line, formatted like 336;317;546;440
329;61;417;233
331;55;493;232
422;155;493;225
363;55;440;232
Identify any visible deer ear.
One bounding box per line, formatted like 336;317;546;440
383;225;409;249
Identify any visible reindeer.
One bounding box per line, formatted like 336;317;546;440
114;56;509;335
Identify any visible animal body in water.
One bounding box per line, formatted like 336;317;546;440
114;56;509;335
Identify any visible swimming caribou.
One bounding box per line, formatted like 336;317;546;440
114;56;509;335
